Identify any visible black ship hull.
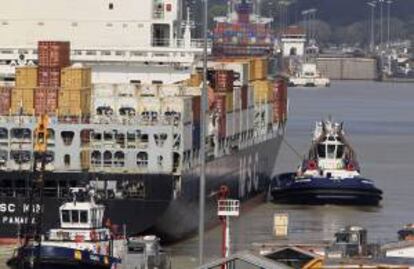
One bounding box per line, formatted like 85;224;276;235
7;245;120;269
0;134;283;242
271;173;383;206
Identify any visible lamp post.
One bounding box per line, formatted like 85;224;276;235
367;1;376;52
198;0;207;265
386;0;393;48
379;0;384;49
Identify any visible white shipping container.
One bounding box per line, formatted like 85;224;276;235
161;96;193;124
233;110;241;135
137;96;161;115
233;86;242;112
93;83;116;98
182;123;193;151
182;86;201;96
159;85;182;98
226;112;234;137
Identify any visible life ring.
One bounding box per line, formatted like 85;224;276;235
347;163;355;171
90;230;98;241
307;160;317;170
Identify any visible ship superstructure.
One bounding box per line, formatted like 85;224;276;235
0;0;287;242
0;0;205;84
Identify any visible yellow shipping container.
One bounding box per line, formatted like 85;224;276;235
80;150;90;170
252;80;272;104
11;88;34;115
15;67;38;88
187;73;203;87
249;58;268;81
225;91;233;112
58;88;91;116
61;67;92;88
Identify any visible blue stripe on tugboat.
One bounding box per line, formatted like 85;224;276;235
271;119;383;206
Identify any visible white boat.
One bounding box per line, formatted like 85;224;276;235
288;63;330;87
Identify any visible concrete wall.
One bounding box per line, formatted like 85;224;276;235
317;57;378;80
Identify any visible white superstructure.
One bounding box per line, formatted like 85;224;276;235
0;0;207;83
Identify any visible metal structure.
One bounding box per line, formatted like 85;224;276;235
199;0;208;265
217;186;240;266
367;1;376;52
386;0;393;47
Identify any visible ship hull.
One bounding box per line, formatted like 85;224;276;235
7;245;119;269
271;173;383;206
0;134;283;242
153;134;284;241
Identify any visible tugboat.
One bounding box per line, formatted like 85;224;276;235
288;63;331;87
271;120;382;205
7;189;125;269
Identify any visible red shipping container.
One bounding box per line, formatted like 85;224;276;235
241;85;248;110
213;70;234;92
38;67;61;87
192;96;201;123
0;87;12;115
34;87;58;115
215;95;227;139
38;41;70;68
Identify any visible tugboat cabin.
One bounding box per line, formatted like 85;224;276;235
46;199;110;243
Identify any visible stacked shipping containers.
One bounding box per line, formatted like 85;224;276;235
0;85;12;115
11;66;37;114
35;41;70;115
59;66;92;117
272;78;288;123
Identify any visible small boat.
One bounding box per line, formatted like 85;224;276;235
271;120;382;205
397;224;414;241
289;63;330;87
7;189;124;269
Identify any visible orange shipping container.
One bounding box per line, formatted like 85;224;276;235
11;88;34;115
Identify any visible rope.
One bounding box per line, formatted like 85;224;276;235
282;137;304;162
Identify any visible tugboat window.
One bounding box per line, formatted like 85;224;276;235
336;145;344;158
72;210;79;223
62;210;70;223
317;144;326;158
327;145;336;159
80;210;88;223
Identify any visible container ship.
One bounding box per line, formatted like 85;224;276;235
0;0;287;242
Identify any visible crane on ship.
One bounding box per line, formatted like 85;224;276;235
19;114;49;268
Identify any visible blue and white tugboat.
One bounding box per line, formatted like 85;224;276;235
271;120;382;205
7;189;125;269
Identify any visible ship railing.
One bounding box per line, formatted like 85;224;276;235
0;40;211;64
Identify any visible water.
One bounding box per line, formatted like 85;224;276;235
1;81;413;268
170;81;414;267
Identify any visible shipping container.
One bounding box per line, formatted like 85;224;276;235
241;85;248;110
58;88;92;116
233;86;242;112
34;87;59;115
0;87;12;115
38;67;61;87
15;66;38;88
192;95;201;124
252;80;272;104
215;95;227;139
249;58;268;81
11;88;34;115
225;91;234;112
61;66;92;88
192;122;201;149
38;41;70;68
211;70;234;92
161;96;193;124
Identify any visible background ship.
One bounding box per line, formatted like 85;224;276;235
0;0;287;242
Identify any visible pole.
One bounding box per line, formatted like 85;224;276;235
387;0;392;47
198;0;208;265
368;2;376;52
379;0;384;49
